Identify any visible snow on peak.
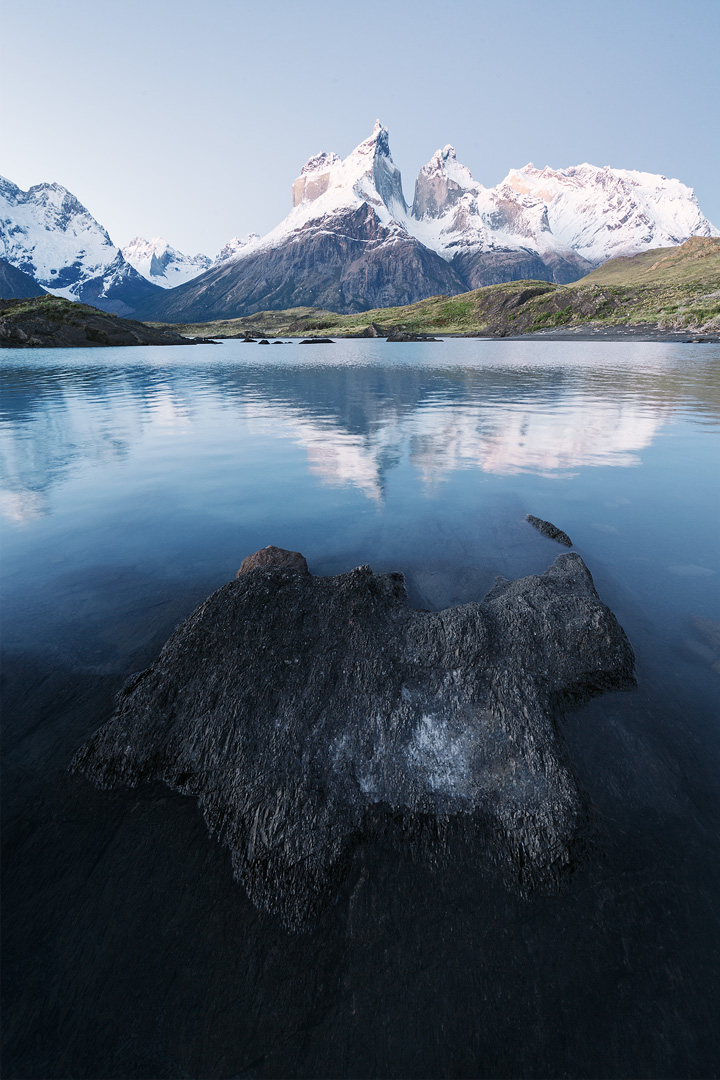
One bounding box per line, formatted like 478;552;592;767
237;122;409;256
214;234;262;263
503;162;719;262
301;152;341;176
290;121;405;217
0;174;118;289
121;236;211;289
412;145;479;219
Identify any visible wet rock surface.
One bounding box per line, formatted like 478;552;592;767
236;544;309;576
71;549;634;927
526;514;574;546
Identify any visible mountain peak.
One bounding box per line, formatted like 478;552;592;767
301;152;341;176
412;145;477;220
215;235;261;263
290;122;406;218
121;236;211;289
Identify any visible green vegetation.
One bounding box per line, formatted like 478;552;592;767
579;235;720;286
0;295;101;322
155;251;720;340
17;238;718;343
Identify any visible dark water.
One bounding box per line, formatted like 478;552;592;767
2;338;719;1078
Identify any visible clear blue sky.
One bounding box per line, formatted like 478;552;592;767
3;0;718;257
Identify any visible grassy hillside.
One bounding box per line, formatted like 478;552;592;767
150;237;720;339
0;295;208;348
579;235;720;286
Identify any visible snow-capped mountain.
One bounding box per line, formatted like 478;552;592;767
6;122;715;323
136;121;717;323
122;236;212;289
136;121;464;322
214;234;261;263
503;163;717;264
0;176;160;315
408;145;594;286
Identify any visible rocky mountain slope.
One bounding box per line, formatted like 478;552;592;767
135;122;718;322
135;123;466;322
0;176;162;315
162;237;720;340
0;257;46;299
3;125;717;323
408;145;595;286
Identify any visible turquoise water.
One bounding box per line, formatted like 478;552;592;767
2;337;719;1078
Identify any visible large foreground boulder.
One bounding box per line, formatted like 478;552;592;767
71;549;634;926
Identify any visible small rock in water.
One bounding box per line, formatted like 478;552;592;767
526;515;573;547
71;548;634;927
386;331;441;342
300;337;334;344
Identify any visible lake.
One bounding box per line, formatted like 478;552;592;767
2;337;719;1078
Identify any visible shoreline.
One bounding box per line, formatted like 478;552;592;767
474;324;720;343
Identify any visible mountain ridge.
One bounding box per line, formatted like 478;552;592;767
0;175;163;315
134;122;718;322
2;124;717;321
155;237;720;341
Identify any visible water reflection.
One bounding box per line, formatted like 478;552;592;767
3;342;720;1079
0;344;718;520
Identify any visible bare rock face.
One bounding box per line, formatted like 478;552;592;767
71;551;634;926
134;204;466;322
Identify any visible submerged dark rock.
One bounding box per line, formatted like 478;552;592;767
526;514;573;547
387;331;441;342
71;549;634;926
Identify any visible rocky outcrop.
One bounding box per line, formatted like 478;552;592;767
527;515;573;547
236;544;308;575
71;547;634;927
0;296;212;348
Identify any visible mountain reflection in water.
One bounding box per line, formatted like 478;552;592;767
0;346;697;519
1;338;719;1080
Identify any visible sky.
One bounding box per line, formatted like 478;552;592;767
2;0;719;257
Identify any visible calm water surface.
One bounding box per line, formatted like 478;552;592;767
2;338;719;1078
